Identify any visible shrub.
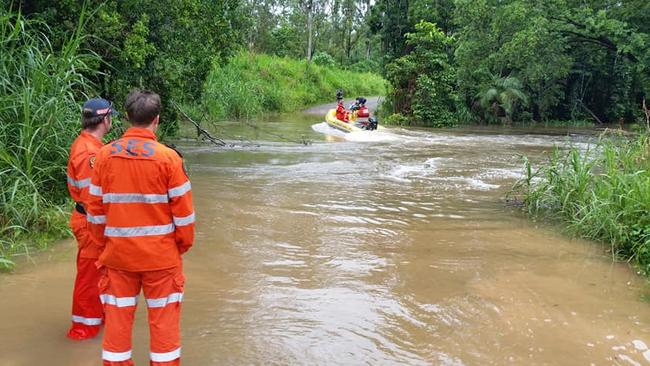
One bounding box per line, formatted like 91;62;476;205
384;113;410;126
312;52;336;67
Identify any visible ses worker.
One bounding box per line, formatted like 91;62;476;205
87;89;195;366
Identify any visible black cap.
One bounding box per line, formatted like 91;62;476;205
82;97;118;117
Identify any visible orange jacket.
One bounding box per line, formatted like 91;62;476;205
87;127;195;271
336;103;348;122
67;131;103;258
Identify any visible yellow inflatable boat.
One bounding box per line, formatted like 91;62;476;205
325;109;379;133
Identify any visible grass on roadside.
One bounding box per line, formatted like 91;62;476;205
203;52;386;120
512;131;650;276
0;9;97;269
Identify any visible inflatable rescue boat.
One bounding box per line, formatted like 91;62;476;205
325;109;379;133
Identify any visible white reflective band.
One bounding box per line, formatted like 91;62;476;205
104;223;175;237
173;212;195;226
150;347;181;362
146;292;183;308
100;294;138;307
87;214;106;224
67;175;90;189
103;193;168;204
103;349;132;362
89;184;103;196
168;181;191;198
71;315;102;326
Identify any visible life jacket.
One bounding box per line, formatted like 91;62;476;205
86;127;195;272
357;106;370;118
336;103;348;122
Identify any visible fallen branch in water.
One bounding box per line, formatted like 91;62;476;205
173;102;227;147
173;102;310;147
578;100;603;125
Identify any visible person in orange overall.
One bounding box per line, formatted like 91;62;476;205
87;89;194;366
66;97;115;340
335;96;349;122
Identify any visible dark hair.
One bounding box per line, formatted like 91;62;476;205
81;110;106;129
125;89;161;126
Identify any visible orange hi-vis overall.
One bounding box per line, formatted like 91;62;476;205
87;127;194;366
66;130;104;339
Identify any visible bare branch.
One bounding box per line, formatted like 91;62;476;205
173;102;227;147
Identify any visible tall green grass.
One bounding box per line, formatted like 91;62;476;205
203;53;386;120
513;132;650;275
0;10;98;268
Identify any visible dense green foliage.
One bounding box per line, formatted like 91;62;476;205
372;0;650;126
10;0;246;134
514;132;650;275
203;53;385;119
384;22;457;127
243;0;380;70
0;10;97;267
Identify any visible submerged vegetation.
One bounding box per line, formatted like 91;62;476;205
513;131;650;275
203;53;385;120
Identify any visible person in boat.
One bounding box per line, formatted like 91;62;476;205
335;90;349;122
357;97;370;118
349;98;360;112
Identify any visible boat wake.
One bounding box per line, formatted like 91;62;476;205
311;122;398;142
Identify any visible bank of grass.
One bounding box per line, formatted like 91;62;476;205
0;10;97;269
513;131;650;276
202;53;386;120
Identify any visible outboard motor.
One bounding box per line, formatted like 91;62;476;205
368;117;378;130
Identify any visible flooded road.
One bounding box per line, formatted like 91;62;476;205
1;114;649;365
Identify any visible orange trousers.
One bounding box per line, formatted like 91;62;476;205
70;254;103;334
69;214;103;339
99;265;185;366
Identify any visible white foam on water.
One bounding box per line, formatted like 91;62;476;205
436;176;501;191
311;122;402;142
632;340;648;351
311;122;348;138
617;354;642;366
344;129;400;142
477;167;524;181
465;177;500;190
385;157;443;182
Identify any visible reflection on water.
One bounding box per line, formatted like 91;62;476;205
0;116;648;365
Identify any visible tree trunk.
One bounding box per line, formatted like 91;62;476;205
346;24;352;62
365;39;371;59
643;98;650;131
306;0;313;63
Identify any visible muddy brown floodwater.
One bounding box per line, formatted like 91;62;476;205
1;114;649;365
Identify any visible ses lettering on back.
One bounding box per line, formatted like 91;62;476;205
110;139;155;157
